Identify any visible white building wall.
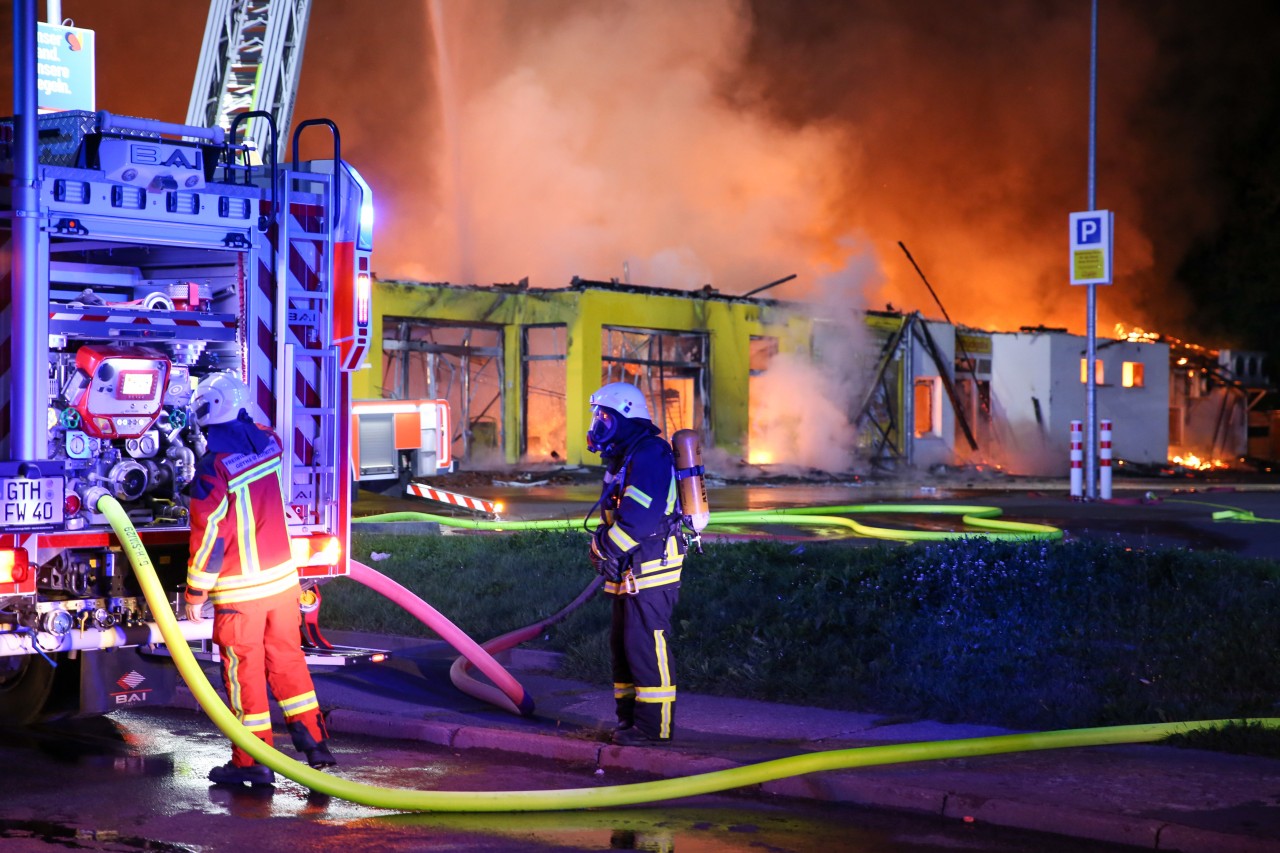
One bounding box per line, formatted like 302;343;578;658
1093;339;1170;467
990;332;1058;474
991;331;1168;476
908;320;957;469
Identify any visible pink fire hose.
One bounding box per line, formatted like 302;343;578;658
448;576;603;712
347;560;535;716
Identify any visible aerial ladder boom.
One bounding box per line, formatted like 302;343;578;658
185;0;312;158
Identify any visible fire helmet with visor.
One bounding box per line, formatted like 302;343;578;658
586;381;651;455
191;372;250;426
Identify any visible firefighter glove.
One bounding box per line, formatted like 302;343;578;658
590;533;622;582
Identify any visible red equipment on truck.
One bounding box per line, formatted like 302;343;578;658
0;106;376;724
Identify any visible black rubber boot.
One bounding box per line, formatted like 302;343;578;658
611;727;671;747
303;742;337;768
209;762;276;785
287;719;336;767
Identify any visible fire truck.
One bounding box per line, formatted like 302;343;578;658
351;398;453;492
0;107;373;724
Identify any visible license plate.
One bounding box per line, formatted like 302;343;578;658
0;476;64;527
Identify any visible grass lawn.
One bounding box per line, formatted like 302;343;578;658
324;529;1280;734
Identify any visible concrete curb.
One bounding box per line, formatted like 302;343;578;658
1156;825;1280;853
943;794;1162;850
327;709;459;749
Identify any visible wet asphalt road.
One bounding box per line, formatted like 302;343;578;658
0;708;1142;853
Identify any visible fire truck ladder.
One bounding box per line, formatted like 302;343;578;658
186;0;313;160
275;124;342;533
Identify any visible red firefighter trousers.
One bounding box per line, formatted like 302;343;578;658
212;586;328;767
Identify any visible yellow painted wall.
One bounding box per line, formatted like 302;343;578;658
863;312;909;455
361;280;808;466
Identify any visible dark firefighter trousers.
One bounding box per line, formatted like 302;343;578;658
610;586;679;740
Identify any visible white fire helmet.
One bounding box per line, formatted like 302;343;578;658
191;372;249;426
588;382;650;421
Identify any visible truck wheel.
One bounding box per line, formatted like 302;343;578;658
0;654;58;726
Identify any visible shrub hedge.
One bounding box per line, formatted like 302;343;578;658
326;530;1280;731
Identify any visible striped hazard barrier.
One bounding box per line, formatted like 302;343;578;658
1099;419;1113;500
1069;419;1083;499
406;482;497;515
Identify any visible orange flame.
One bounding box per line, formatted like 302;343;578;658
1169;453;1229;471
1114;323;1160;344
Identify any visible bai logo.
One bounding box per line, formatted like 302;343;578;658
112;670;152;705
129;143;202;171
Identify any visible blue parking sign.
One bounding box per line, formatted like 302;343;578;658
1069;210;1113;285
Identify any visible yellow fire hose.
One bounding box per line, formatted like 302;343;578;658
101;495;1276;812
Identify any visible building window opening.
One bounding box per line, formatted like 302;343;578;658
913;377;939;437
382;318;504;466
601;327;708;440
522;325;567;462
1080;358;1105;385
1122;361;1145;388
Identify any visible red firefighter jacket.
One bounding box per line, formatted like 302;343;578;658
185;420;298;606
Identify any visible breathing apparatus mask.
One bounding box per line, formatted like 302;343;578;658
587;406;623;457
586;382;651;459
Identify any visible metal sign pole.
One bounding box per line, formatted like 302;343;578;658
1084;0;1099;500
12;0;42;461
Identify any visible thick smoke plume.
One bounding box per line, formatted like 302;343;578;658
747;244;881;473
408;0;1184;338
5;1;1263;341
418;0;858;297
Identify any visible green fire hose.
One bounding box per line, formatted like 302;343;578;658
101;495;1274;812
355;503;1064;542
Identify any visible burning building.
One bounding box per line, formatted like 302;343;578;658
356;277;815;470
989;328;1170;476
1121;326;1272;470
359;278;1234;479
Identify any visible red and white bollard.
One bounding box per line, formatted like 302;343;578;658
1099;419;1113;500
1069;420;1083;498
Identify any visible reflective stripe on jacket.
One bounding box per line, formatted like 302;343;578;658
186;428;298;605
596;433;685;595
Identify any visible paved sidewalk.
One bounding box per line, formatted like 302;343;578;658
178;633;1280;853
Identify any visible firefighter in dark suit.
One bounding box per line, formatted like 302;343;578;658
183;372;336;785
587;382;685;744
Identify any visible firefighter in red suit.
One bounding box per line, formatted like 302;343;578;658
183;372;336;785
587;382;685;745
